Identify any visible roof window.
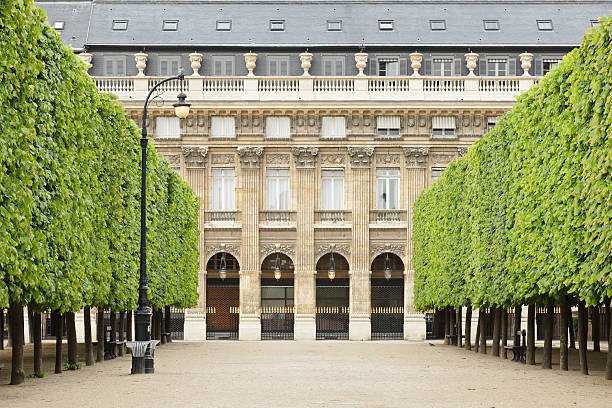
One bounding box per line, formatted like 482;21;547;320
327;20;342;31
112;20;128;31
590;20;600;27
483;20;499;31
270;20;285;31
162;20;178;31
216;20;231;31
430;20;446;31
53;21;65;31
537;20;553;31
378;20;394;31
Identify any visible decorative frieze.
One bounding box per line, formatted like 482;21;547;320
403;147;430;168
370;243;406;261
210;154;235;166
260;243;296;259
347;146;374;167
316;243;350;260
291;146;319;168
205;243;240;259
237;146;264;168
320;154;346;167
164;153;181;168
376;154;400;166
182;146;208;168
266;153;291;167
431;152;457;167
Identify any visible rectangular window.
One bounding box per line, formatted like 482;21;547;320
542;58;561;74
104;55;126;76
377;116;401;137
211;116;236;138
432;57;453;76
321;169;344;210
266;117;290;139
156;117;180;138
112;20;128;31
487;58;507;76
322;56;345;76
327;20;342;31
268;56;290;76
537;20;553;31
162;20;178;31
431;168;444;184
266;169;290;211
432;116;456;138
483;20;499;31
378;57;399;76
53;21;65;31
216;20;232;31
487;116;499;133
212;56;234;75
159;56;181;76
430;20;446;30
321;116;346;139
591;20;600;27
376;169;400;210
378;20;394;31
270;20;285;31
212;169;235;211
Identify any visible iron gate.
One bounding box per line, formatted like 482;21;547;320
371;279;404;340
169;307;185;340
261;307;294;340
316;279;350;340
206;278;239;340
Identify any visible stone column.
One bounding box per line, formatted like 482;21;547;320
402;146;430;340
347;146;374;340
237;146;264;340
291;146;319;340
182;146;209;341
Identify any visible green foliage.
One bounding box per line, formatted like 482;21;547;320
0;0;200;312
413;16;612;310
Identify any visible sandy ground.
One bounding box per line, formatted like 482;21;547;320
0;340;611;408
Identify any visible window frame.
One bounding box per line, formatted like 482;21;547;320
211;168;236;211
377;56;399;77
431;168;445;184
212;55;235;76
483;20;499;31
155;116;181;139
216;20;232;31
112;20;128;31
103;55;127;76
590;20;600;27
542;57;562;75
487;57;508;76
53;21;65;31
537;20;553;31
269;20;286;32
378;20;394;31
432;56;454;76
430;20;447;31
162;20;179;31
321;169;345;211
268;55;291;76
327;20;342;32
210;116;236;138
266;169;291;211
265;116;291;139
321;116;346;139
431;116;456;138
159;55;182;76
376;169;400;210
322;55;345;76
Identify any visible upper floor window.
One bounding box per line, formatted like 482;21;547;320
156;117;180;139
321;116;346;139
322;56;345;76
162;20;178;31
211;116;235;138
591;20;600;27
483;20;499;31
487;116;499;133
537;20;553;31
266;169;290;211
159;56;181;76
112;20;128;31
270;20;285;31
487;58;507;76
212;168;235;211
431;168;444;184
268;56;289;76
377;116;400;137
53;21;65;31
432;57;453;76
321;169;344;210
376;169;399;210
430;20;446;31
216;20;232;31
542;58;562;74
212;56;234;76
104;55;126;76
432;116;456;138
378;20;394;31
327;20;342;31
378;57;399;76
266;116;290;139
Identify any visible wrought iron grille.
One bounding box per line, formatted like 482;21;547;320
206;278;240;340
316;279;349;340
371;279;404;340
261;307;294;340
169;307;185;340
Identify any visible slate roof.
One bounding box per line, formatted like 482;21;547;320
36;1;612;49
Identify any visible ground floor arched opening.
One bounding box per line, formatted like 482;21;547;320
371;253;404;340
206;252;240;340
260;253;295;340
315;253;350;340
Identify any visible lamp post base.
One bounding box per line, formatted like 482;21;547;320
131;356;145;374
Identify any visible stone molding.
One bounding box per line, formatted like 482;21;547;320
182;146;208;168
210;154;235;166
316;243;350;261
260;243;296;262
431;152;457;167
320;154;346;167
266;153;291;167
370;243;406;263
205;244;240;262
347;146;374;168
403;146;430;168
164;153;181;168
237;146;264;168
291;146;319;168
376;153;400;166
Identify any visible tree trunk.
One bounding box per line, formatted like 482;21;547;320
464;306;472;351
456;307;462;348
591;306;600;352
32;311;43;375
479;308;487;355
118;311;125;356
474;309;481;353
443;307;450;345
501;308;508;359
160;308;167;345
0;308;4;350
165;305;172;343
27;309;34;344
578;300;588;375
156;309;163;341
84;306;94;366
606;298;612;380
492;307;501;357
527;304;536;365
568;302;576;349
8;301;25;385
96;309;104;362
560;296;569;371
513;306;522;347
109;312;116;358
54;312;63;374
66;312;77;366
542;300;554;369
126;311;133;341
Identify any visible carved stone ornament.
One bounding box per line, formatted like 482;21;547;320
320;154;346;167
205;244;240;260
182;146;209;168
237;146;264;168
78;53;93;74
409;52;423;76
354;52;368;76
189;52;203;76
291;146;319;168
431;153;457;167
519;52;533;77
134;52;148;77
316;243;350;260
370;243;406;262
347;146;374;167
266;154;291;166
244;52;258;76
376;154;400;166
299;52;313;76
260;243;296;260
164;154;181;167
403;146;430;168
464;52;478;77
210;154;235;166
457;146;469;157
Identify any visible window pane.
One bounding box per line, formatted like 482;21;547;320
377;178;386;209
388;178;399;209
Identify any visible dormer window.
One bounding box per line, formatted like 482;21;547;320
53;21;65;31
162;20;178;31
216;20;231;31
327;20;342;31
483;20;499;31
112;20;128;31
378;20;394;31
270;20;285;31
430;20;446;31
591;20;600;27
537;20;553;31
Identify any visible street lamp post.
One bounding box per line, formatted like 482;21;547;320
131;72;190;375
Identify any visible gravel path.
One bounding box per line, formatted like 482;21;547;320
1;341;611;407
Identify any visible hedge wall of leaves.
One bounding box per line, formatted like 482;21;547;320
413;16;611;310
0;0;199;312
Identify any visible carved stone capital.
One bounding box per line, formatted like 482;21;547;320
237;146;264;168
182;146;209;168
403;146;430;168
291;146;319;168
347;146;374;168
